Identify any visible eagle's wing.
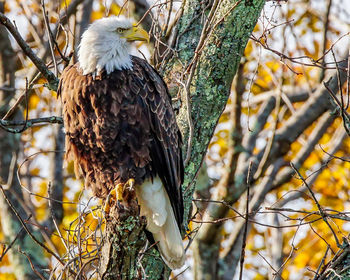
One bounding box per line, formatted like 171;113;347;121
131;56;184;228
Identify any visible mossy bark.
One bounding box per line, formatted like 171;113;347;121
164;0;265;216
99;181;170;279
317;244;350;280
164;1;265;278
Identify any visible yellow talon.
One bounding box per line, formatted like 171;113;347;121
104;183;122;214
125;178;135;191
116;183;124;201
103;179;135;214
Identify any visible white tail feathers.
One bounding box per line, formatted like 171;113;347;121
135;177;185;269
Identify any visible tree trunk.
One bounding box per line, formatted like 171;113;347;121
99;179;169;279
163;0;265;278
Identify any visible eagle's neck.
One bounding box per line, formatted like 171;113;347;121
78;35;132;76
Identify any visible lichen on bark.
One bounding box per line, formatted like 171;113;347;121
164;0;266;224
99;182;170;280
162;1;266;279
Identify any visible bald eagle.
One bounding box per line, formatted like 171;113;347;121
58;16;185;269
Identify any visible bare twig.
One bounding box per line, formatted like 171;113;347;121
319;144;350;163
239;161;252;280
319;0;333;81
0;227;24;262
48;182;69;254
19;249;46;280
0;116;63;133
0;185;64;265
290;163;341;248
0;12;58;89
41;0;58;76
0;79;29;133
254;78;282;179
258;252;280;278
313;246;330;280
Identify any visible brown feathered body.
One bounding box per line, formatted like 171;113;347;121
59;56;184;229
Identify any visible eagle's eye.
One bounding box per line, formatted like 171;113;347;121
116;28;126;34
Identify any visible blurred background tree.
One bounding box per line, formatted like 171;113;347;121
0;0;349;279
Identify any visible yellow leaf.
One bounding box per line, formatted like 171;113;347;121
245;40;253;56
282;270;290;279
36;206;47;222
253;273;266;280
265;61;280;72
110;3;121;15
294;248;311;268
287;8;295;18
219;113;229;123
0;274;16;280
66;160;75;175
91;11;104;21
28;94;40;110
60;0;72;9
4;2;11;13
31;167;40;176
36;77;47;84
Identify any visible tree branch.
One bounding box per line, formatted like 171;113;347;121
0;12;58;90
0;116;63;133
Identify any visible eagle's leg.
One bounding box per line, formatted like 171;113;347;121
103;179;136;214
123;178;135;194
103;182;123;214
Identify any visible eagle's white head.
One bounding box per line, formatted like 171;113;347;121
78;16;149;75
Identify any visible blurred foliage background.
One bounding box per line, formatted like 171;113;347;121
0;0;349;279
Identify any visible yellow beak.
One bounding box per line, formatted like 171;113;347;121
122;25;150;43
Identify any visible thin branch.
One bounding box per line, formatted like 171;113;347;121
319;0;333;81
254;79;282;179
0;227;24;262
19;249;46;280
319;145;350;163
239;161;252;280
0;12;58;89
1;71;40;120
258;252;280;278
290;163;341;248
0;116;63;133
317;246;350;280
0;185;65;265
48;182;69;254
41;0;58;76
323;80;350;136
